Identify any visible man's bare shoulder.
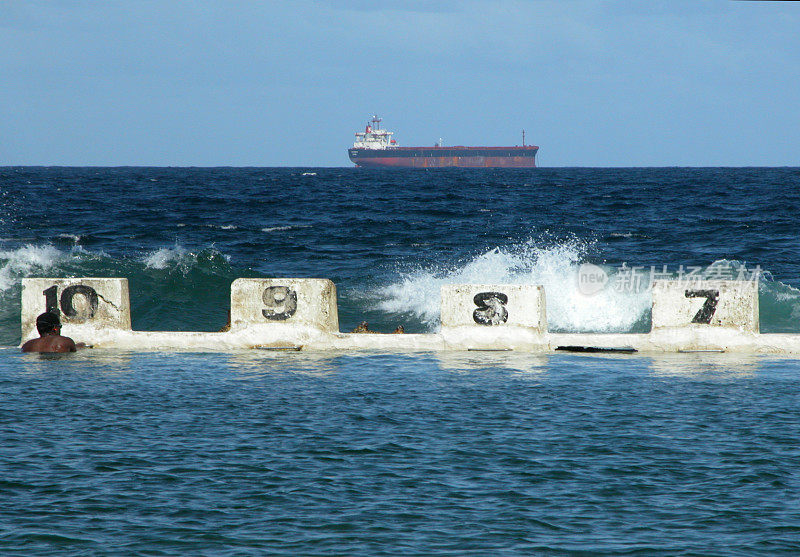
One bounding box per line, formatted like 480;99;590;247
20;338;40;352
21;335;77;353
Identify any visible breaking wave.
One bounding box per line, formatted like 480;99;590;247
1;239;799;345
374;239;651;333
372;239;799;334
0;244;250;345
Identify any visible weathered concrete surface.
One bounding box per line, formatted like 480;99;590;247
547;330;763;353
21;278;131;343
652;280;759;332
43;329;445;352
441;284;546;329
440;284;548;350
442;327;549;351
17;277;800;354
328;333;445;351
38;328;796;353
230;278;339;332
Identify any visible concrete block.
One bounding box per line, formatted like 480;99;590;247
651;280;759;333
230;278;339;332
441;284;546;331
21;278;132;341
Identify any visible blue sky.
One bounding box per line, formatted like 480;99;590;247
1;1;798;166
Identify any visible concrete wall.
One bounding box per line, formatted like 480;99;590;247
651;280;759;333
440;284;546;330
21;278;131;343
230;278;339;332
18;277;800;354
440;284;548;350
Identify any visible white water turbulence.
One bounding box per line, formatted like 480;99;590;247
142;245;194;270
0;244;66;293
141;244;231;274
377;240;652;333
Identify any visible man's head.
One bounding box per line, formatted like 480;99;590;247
36;312;61;336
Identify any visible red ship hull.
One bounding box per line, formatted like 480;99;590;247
348;146;538;168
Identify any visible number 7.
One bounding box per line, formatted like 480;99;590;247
685;289;719;324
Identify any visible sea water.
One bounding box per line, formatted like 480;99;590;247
1;167;800;555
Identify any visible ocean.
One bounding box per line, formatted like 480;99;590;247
2;167;800;555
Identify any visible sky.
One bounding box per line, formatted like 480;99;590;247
1;0;798;167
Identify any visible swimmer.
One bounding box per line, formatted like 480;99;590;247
352;321;374;333
352;321;406;334
21;312;82;353
219;310;231;332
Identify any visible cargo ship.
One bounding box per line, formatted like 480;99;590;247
348;115;538;168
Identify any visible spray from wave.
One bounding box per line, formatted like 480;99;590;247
141;244;231;274
0;245;66;292
1;240;799;345
372;240;800;334
374;238;650;333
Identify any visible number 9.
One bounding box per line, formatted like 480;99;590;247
261;286;298;321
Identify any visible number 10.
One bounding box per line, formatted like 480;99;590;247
42;284;99;322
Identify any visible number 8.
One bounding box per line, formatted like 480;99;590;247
472;291;509;326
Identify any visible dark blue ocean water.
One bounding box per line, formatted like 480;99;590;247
2;167;800;554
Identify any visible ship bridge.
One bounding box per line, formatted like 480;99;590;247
353;115;397;149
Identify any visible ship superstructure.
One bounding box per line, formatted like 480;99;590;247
352;115;396;149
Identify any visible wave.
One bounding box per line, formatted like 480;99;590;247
202;224;238;230
374;239;651;333
758;278;800;333
0;244;250;345
0;245;67;292
262;225;310;233
2;240;799;346
141;244;231;273
371;240;800;334
56;233;82;244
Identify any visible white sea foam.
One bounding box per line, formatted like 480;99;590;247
775;288;800;303
262;225;310;233
376;240;651;333
141;245;231;271
0;245;66;292
57;233;82;243
142;245;190;270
